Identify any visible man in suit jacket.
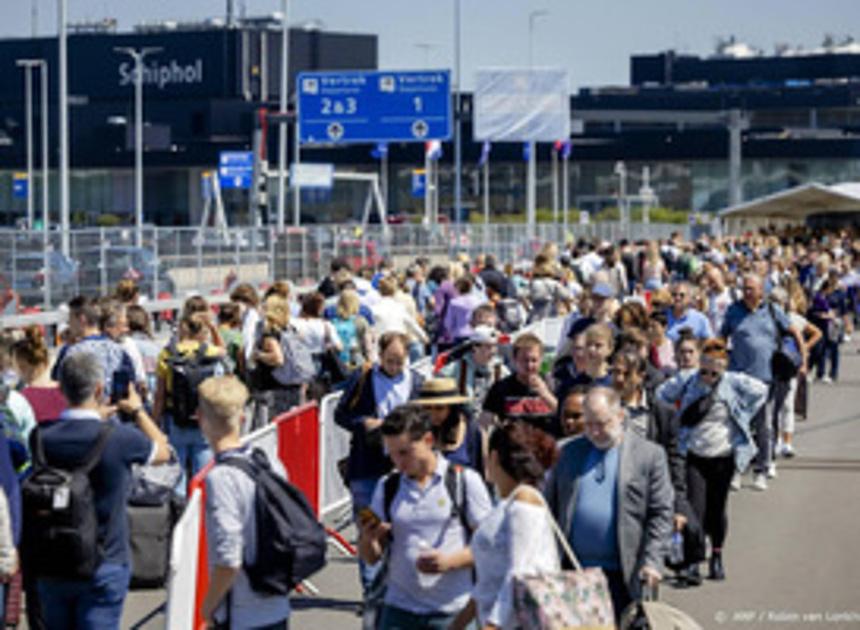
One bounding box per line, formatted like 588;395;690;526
544;387;674;618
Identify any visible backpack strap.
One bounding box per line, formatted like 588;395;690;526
76;423;115;475
444;464;471;540
458;359;468;396
382;472;401;523
348;364;373;411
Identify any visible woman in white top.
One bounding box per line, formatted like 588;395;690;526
450;423;559;630
292;291;343;356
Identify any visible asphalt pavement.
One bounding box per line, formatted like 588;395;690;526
119;341;860;630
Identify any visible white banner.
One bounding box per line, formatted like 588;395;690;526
290;163;335;189
474;68;570;142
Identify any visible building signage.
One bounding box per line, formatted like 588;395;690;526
119;59;204;90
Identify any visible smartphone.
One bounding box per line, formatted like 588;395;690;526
357;507;381;528
111;371;131;404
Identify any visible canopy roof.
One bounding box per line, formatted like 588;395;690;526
719;183;860;222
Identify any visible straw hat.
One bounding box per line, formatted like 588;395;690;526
415;378;471;406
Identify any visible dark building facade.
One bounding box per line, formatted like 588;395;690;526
0;22;377;226
4;33;860;226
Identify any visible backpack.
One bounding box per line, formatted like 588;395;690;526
496;298;525;333
332;316;359;367
167;341;225;427
222;448;327;595
271;327;316;386
22;424;114;581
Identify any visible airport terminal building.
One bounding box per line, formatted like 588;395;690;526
3;23;860;226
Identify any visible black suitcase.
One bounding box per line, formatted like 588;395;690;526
127;501;174;589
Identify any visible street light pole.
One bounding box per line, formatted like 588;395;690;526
58;0;70;255
16;60;38;230
115;46;162;248
276;0;289;232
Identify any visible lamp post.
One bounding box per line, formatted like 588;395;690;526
58;0;69;255
528;9;548;69
114;46;162;248
414;42;438;67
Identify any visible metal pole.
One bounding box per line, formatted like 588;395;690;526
293;103;301;226
551;146;558;225
40;61;49;237
482;158;489;252
24;65;34;229
381;150;388;212
526;143;536;239
276;0;289;231
59;0;70;256
453;0;462;242
115;47;161;248
134;55;144;247
728;108;743;208
562;150;569;236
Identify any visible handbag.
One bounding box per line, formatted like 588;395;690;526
512;495;615;630
767;303;801;381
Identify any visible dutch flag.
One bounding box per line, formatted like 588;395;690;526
425;140;443;161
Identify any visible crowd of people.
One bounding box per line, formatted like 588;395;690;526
0;227;854;628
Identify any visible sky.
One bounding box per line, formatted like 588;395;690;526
4;0;860;90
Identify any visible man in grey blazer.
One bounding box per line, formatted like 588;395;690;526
545;387;674;618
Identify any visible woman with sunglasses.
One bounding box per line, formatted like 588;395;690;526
656;339;768;582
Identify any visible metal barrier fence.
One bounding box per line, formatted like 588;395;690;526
0;222;694;308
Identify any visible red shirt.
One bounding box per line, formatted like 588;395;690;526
21;386;68;423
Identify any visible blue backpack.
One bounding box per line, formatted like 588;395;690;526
332;316;359;367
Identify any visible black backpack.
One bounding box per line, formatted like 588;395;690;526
222;448;327;595
383;463;470;538
168;340;225;427
22;424;114;581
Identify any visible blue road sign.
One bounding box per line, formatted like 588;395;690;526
218;151;254;190
12;173;28;199
411;169;426;199
298;70;451;145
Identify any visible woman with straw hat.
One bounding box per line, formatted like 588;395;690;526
416;378;484;473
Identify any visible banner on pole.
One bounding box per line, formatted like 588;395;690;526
473;68;570;142
12;173;28;199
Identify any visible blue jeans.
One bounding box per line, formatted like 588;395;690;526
38;563;130;630
378;605;458;630
814;339;841;381
351;477;381;593
167;415;213;498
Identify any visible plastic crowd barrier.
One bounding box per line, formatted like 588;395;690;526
167;403;322;630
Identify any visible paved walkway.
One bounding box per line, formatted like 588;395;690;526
120;342;860;629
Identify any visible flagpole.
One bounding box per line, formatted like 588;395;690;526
483;153;489;252
562;147;570;236
424;150;431;227
381;146;388;212
552;145;559;226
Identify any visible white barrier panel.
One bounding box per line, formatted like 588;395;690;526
243;421;280;464
166;488;202;630
319;391;352;520
513;316;567;351
412;355;434;379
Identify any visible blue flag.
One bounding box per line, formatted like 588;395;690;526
371;142;389;160
477;141;491;168
522;142;531;162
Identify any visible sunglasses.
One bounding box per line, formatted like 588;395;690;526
672;292;687;298
700;369;722;377
564;411;585;419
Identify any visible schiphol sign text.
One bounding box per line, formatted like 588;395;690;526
118;59;204;90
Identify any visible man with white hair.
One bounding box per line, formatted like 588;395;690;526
29;352;170;628
544;387;674;621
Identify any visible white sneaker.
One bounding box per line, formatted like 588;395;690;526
775;439;785;455
782;443;796;458
752;473;768;491
822;375;833;384
730;472;742;491
845;334;853;342
766;463;778;479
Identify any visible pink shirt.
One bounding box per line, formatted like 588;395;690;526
21;386;68;423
